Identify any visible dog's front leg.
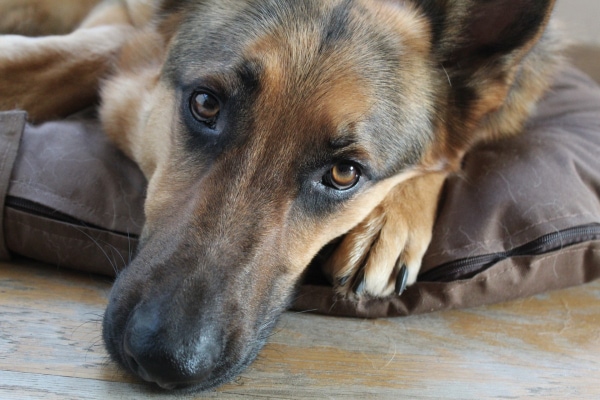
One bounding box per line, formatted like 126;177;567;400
324;172;447;298
0;24;133;121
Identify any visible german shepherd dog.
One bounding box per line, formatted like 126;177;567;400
0;0;562;391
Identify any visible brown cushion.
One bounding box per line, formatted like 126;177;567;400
2;66;600;317
1;111;146;275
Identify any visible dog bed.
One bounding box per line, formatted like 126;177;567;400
1;66;600;317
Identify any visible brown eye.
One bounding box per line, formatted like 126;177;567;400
327;163;360;190
190;91;220;125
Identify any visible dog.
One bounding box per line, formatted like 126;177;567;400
0;0;562;392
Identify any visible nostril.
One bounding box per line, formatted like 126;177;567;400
123;346;182;390
123;338;154;383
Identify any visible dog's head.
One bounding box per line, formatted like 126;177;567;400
101;0;556;391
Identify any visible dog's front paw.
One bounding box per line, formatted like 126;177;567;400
323;202;431;299
323;173;446;299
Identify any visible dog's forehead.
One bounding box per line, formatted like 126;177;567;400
167;0;419;85
165;0;435;175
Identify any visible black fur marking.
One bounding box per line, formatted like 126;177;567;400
235;59;263;95
413;0;449;48
319;0;354;52
462;0;551;61
158;0;198;15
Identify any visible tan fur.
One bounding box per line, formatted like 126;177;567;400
324;171;447;296
0;0;157;121
80;0;155;29
481;20;564;140
289;169;422;272
99;27;168;176
0;25;134;120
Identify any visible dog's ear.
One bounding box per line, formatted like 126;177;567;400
406;0;558;165
416;0;556;69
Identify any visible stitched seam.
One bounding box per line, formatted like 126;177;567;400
426;213;598;258
9;180;143;224
436;246;600;295
9;219;133;253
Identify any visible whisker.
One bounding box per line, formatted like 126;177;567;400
73;227;120;275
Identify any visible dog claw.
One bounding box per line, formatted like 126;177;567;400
395;264;409;296
352;268;366;295
337;275;350;287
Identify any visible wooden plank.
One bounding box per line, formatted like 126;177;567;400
0;370;153;400
1;259;599;399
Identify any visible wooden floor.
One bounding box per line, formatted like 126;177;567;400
1;258;599;399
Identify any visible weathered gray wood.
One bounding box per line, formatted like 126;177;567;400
1;259;599;399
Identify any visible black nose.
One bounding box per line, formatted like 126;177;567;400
122;302;222;389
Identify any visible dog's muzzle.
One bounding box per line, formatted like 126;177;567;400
102;236;292;392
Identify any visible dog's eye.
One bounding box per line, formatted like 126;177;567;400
190;91;220;125
325;163;361;190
